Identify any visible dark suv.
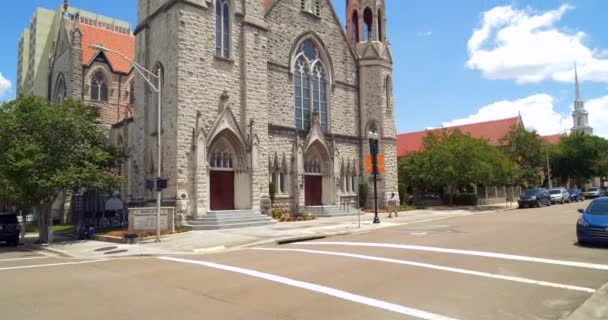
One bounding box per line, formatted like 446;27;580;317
0;213;20;246
518;188;552;208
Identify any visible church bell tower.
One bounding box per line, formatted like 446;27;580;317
347;0;398;205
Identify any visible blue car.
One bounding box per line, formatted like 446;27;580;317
577;198;608;245
568;188;585;202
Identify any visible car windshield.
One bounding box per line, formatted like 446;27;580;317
568;189;578;193
589;188;599;191
523;190;541;196
549;190;561;195
586;201;608;215
0;214;18;224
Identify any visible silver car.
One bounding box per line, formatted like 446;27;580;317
585;187;601;199
549;188;570;204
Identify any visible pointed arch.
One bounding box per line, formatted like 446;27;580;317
53;73;67;104
363;7;373;42
351;10;360;42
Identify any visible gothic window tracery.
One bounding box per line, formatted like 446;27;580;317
294;40;329;132
90;71;108;102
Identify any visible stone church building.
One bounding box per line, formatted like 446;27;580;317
125;0;397;223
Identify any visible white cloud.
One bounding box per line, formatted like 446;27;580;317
417;30;433;37
0;73;11;98
441;94;572;135
466;5;608;84
586;95;608;138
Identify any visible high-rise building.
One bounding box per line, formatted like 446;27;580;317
16;3;131;98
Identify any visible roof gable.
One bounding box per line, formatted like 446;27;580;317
79;23;134;74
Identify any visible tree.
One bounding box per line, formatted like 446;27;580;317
502;126;545;187
552;132;608;186
0;96;123;243
399;129;512;205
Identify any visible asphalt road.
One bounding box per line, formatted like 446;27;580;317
1;201;608;320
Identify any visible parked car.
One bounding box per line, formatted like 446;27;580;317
518;188;551;208
577;198;608;245
585;187;601;199
549;188;570;204
0;212;20;246
568;188;585;202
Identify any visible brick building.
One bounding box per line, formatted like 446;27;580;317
122;0;398;226
48;4;135;130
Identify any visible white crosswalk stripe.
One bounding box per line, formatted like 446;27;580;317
294;241;608;271
252;248;596;293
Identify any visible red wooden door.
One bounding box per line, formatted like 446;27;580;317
305;175;323;206
210;170;234;210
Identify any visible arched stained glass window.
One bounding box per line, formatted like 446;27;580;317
90;72;108;102
294;40;329;132
216;0;230;58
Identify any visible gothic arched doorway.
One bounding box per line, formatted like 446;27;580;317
304;143;331;206
209;133;239;211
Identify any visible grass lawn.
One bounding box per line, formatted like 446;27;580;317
25;224;75;234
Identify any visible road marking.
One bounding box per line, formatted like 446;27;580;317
0;259;108;271
0;256;49;262
253;248;596;294
296;242;608;271
158;256;459;320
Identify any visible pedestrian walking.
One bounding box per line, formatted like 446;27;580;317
388;192;399;218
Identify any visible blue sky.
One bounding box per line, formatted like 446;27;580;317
2;1;608;137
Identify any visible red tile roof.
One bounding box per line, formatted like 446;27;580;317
541;134;564;145
397;116;523;157
79;23;135;74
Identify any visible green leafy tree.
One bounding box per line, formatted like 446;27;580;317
0;96;123;243
399;129;512;205
502;126;545;187
552;132;608;186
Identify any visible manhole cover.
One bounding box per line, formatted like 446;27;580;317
104;249;128;254
94;246;118;252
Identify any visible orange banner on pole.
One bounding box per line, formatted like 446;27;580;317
365;155;372;174
365;154;384;174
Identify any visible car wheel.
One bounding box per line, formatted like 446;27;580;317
536;200;542;207
578;239;587;246
10;239;19;247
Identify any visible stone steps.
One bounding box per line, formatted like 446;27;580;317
185;210;276;230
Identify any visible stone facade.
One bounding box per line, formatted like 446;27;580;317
129;0;398;219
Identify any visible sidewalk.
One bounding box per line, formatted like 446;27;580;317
26;204;515;259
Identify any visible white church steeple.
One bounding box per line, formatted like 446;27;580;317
572;64;593;135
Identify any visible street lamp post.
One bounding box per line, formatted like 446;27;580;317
90;44;164;242
369;130;380;224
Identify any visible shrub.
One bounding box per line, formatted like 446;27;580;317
453;193;478;206
271;209;282;220
358;183;368;208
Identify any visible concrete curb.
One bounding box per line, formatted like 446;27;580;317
23;207;508;259
562;282;608;320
